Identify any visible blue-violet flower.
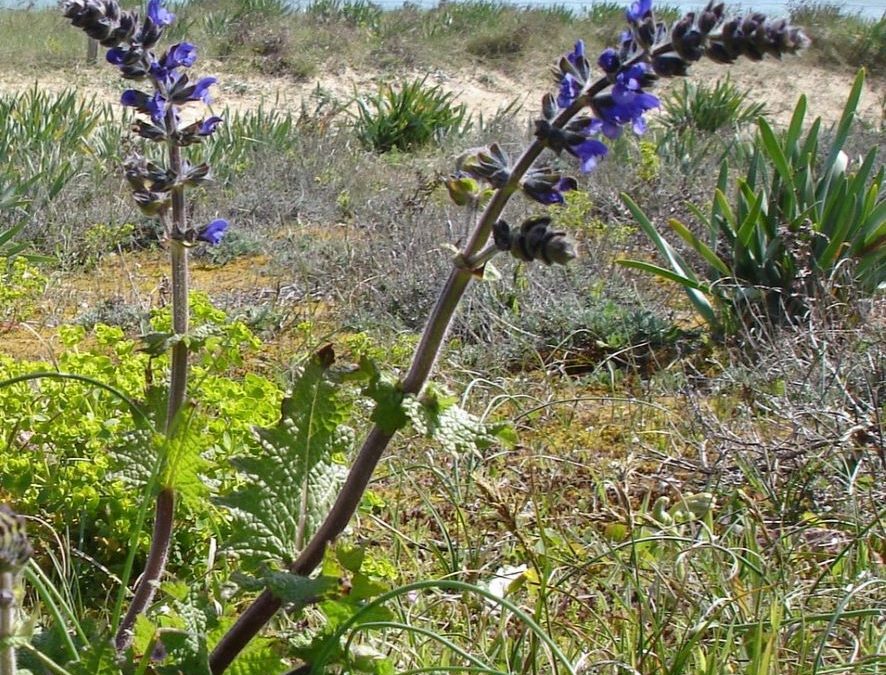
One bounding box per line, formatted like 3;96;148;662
147;0;174;27
197;219;229;245
626;0;652;24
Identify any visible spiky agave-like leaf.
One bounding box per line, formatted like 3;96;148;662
221;347;354;569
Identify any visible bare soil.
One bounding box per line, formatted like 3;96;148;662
0;50;881;127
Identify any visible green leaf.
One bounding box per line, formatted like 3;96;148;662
66;642;119;675
133;614;158;658
621;194;702;279
162;406;211;504
155;629;211;675
668;218;730;276
208;618;287;675
757;118;792;188
616;259;710;293
825;68;864;170
617;258;717;327
735;189;766;263
713;189;738;238
784;94;807;152
401;383;502;455
365;371;408;434
220;347;354;568
232;570;340;604
336;543;366;574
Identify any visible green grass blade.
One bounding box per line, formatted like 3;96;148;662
616;259;710;292
621;193;697;279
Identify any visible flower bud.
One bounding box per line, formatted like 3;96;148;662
182;162;212;187
445;173;481;206
597;48;621;75
672;15;704;61
132;119;168;142
133;190;171;216
652;53;689;77
704;41;737;64
493;217;576;265
541;93;558;121
457;144;511;189
699;9;719;34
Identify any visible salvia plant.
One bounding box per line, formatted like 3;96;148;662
61;0;229;654
0;0;811;671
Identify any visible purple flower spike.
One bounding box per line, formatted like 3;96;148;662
147;0;174;27
197;219;229;245
626;0;652;23
198;116;224;136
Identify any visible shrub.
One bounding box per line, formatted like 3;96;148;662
0;296;281;594
306;0;383;29
789;2;886;71
658;76;764;136
656;76;764;167
352;77;472;153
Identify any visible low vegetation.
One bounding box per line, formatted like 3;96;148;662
0;0;882;674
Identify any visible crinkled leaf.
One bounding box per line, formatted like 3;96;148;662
224;648;288;675
133;614;158;659
220;347;353;569
162;413;211;507
108;384;167;487
66;642;119;675
209;618;287;675
155;629;211;675
402;383;506;455
366;372;408;434
109;389;209;507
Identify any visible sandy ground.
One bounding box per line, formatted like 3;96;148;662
0;51;881;129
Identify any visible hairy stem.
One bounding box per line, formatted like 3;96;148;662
166;238;190;432
0;572;15;675
115;488;176;650
115;107;189;651
209;50;657;673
